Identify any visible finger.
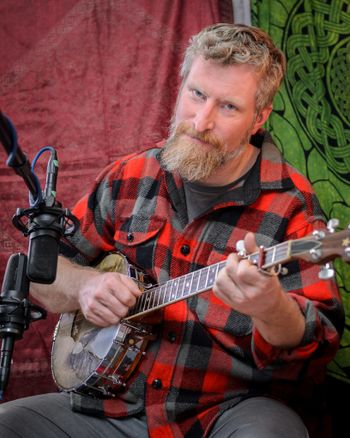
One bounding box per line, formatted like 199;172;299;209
119;275;143;298
215;256;239;295
86;297;130;326
99;273;142;306
115;283;142;310
243;232;259;253
88;309;120;327
225;252;239;274
226;253;253;281
225;252;261;287
109;285;140;308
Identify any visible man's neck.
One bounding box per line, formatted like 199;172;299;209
198;143;260;187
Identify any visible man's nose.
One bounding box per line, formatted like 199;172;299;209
193;103;215;132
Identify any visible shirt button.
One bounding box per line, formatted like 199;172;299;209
127;232;134;242
167;331;176;343
151;379;162;389
180;244;190;255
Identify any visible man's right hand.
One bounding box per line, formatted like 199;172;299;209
78;271;143;327
30;256;143;326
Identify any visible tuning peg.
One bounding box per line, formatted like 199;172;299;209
318;263;335;280
310;247;322;261
312;230;325;240
327;218;339;233
345;247;350;260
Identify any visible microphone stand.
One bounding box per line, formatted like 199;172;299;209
0;111;79;399
0;254;46;400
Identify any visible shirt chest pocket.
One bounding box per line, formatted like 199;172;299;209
113;215;166;271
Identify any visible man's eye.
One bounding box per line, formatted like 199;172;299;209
223;103;236;111
192;89;204;99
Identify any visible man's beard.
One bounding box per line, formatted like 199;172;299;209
161;121;251;182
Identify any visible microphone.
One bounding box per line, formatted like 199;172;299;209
26;151;61;284
0;112;76;397
0;114;80;284
25;209;63;284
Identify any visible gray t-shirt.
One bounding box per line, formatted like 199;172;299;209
184;155;259;223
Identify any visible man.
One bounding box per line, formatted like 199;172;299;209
0;23;343;438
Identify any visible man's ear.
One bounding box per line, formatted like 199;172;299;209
251;104;273;134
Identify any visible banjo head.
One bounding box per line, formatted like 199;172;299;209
51;311;133;394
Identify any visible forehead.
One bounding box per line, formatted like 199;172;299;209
184;56;259;103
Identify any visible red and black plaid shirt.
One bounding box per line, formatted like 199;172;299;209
63;131;343;437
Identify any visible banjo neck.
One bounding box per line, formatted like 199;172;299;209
124;240;293;321
124;224;350;321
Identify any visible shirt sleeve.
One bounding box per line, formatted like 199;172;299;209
251;218;344;371
59;158;128;265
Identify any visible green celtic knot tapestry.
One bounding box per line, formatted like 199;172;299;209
252;0;350;383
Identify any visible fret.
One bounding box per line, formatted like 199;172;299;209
184;271;199;297
264;247;273;266
136;291;147;313
191;270;200;294
143;290;151;310
271;245;277;264
155;285;163;307
177;275;186;299
198;267;209;291
207;264;218;288
269;242;288;266
143;290;152;311
158;284;166;305
277;242;289;260
165;280;173;304
217;261;226;272
136;291;145;312
160;282;167;305
133;295;143;314
149;288;157;309
144;290;153;310
284;241;292;261
170;279;179;302
169;278;177;302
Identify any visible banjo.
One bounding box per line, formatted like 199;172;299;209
51;221;350;398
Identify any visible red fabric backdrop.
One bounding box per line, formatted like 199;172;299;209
0;0;232;401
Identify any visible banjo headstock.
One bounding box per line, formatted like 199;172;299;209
290;219;350;279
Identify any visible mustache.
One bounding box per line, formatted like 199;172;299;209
172;123;224;150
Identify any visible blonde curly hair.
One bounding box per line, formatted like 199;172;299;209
181;23;286;114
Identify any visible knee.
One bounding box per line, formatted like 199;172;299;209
209;397;309;438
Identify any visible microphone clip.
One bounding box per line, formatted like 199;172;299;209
12;204;79;238
12;204;79;284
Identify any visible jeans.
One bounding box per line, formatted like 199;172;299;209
0;392;309;437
